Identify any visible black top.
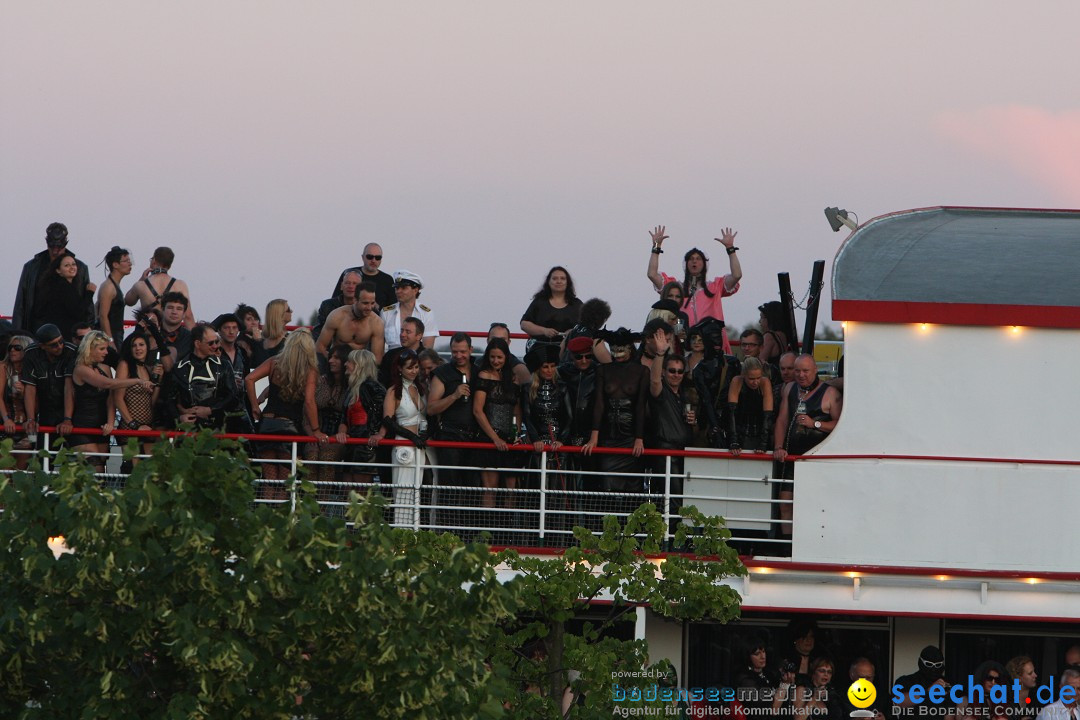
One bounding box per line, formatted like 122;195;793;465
591;361;649;441
431;363;477;432
520;297;583;339
72;365;110;427
167;354;240;428
333;268;396;310
21;343;77;423
32;274;93;342
648;383;692;449
104;277;126;346
474;375;517;439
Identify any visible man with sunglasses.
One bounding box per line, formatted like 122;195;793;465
332;243;396;310
12;222;91;333
894;645;953;711
381;270;439;351
164;324;240;429
21;323;78;446
646;330;695;531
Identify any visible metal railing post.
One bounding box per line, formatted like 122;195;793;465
43;432;51;473
538;449;548;539
289;440;299;512
663;453;672;543
412;447;422;531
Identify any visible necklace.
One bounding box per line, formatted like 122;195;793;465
798;380;819;399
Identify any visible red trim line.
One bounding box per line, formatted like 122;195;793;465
832;299;1080;329
804;454;1080;467
741;558;1080;582
738;606;1080;623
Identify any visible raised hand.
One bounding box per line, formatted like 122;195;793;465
715;227;737;247
649;225;668;246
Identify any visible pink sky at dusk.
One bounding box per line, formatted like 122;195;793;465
936;107;1080;205
3;1;1079;339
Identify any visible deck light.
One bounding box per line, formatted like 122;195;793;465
825;207;859;232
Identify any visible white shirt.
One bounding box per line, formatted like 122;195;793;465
1037;702;1078;720
382;302;439;350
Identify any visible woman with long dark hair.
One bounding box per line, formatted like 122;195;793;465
306;345;348;486
520;266;583;352
472;337;523;512
382;348;432;526
646;224;743;354
33;252;96;341
114;333;163;461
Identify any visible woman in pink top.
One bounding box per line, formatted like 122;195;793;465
646;225;743;353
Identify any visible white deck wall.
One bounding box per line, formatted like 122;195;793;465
794;321;1080;572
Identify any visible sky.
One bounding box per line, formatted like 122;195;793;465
4;1;1080;340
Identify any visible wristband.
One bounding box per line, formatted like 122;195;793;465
726;246;739;255
651;246;663;254
62;416;73;422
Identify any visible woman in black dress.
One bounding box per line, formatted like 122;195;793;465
68;331;154;472
472;338;523;513
519;266;583;352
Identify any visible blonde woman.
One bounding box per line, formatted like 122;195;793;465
245;329;324;493
1;335;34;464
336;348;386;487
251;298;292;367
67;331;154;471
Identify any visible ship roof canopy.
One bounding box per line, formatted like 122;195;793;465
832;206;1080;328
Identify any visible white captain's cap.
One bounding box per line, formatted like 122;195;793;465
393;270;423;288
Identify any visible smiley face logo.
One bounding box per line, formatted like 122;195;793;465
848;678;877;708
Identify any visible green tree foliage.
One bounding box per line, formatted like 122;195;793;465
0;435;744;718
0;435;515;719
493;507;745;718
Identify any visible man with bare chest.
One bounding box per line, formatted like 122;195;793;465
316;282;385;361
124;247;195;328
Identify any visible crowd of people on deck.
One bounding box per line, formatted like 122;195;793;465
2;221;844;520
720;625;1080;720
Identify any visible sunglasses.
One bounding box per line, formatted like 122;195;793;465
8;345;24;351
206;340;221;347
572;353;593;360
365;254;382;261
921;659;945;669
666;368;685;374
985;674;1001;683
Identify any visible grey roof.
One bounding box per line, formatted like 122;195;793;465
833;207;1080;306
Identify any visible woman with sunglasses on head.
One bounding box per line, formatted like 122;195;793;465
382;348;433;526
0;335;34;464
67;330;155;472
646;224;742;354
